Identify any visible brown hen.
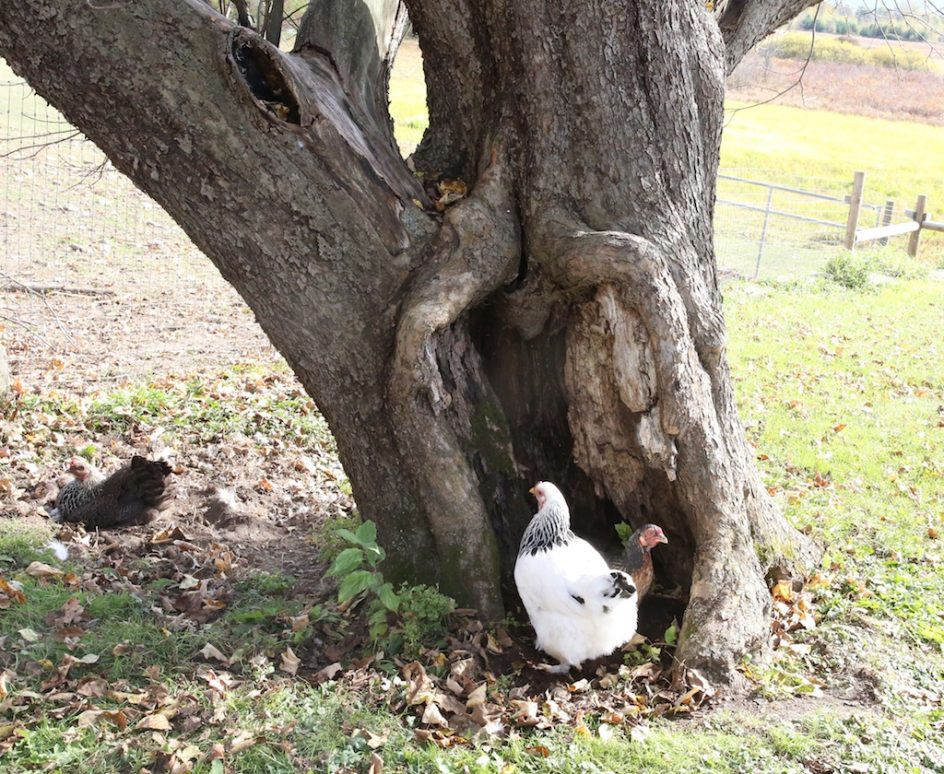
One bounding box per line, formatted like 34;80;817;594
54;456;174;528
618;523;668;604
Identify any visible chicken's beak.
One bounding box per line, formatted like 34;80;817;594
658;533;669;544
528;486;536;496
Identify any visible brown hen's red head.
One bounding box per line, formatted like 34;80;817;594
637;524;668;550
67;457;91;481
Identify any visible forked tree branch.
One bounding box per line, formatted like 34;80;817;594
718;0;822;73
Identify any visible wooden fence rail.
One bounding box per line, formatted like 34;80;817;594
715;171;937;279
845;172;932;258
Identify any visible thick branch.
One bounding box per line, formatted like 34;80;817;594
404;0;493;179
534;219;696;439
294;0;408;142
718;0;822;73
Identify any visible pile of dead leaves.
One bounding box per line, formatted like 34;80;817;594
770;578;819;652
304;612;719;755
386;654;716;750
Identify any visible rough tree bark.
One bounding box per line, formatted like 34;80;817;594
0;0;822;682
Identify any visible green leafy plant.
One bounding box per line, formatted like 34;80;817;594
396;583;456;658
614;522;632;543
326;521;400;643
326;521;455;655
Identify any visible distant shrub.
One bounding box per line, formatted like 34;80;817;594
833;20;859;36
795;13;930;43
868;47;930;72
823;253;871;289
760;32;934;72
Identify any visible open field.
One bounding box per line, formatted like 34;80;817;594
717;98;944;273
729;51;944;125
721;101;944;203
2;271;944;772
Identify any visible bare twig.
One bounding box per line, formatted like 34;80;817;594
0;313;54;348
0;130;81;159
2;282;116;298
724;5;819;126
65;160;111;192
0;127;78;143
0;271;79;347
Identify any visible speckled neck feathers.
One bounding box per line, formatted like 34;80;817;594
518;499;574;556
56;473;103;519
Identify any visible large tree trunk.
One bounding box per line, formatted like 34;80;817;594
0;0;820;682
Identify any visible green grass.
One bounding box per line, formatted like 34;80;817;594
721;101;944;209
726;278;944;651
0;522;55;571
0;568;201;677
203;570;314;660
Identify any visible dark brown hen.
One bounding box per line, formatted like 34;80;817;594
55;456;174;528
618;524;668;604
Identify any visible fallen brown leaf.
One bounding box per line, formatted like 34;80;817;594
229;730;259;754
403;661;435;706
150;526;189;545
0;578;26;605
280;647;301;676
25;561;63;579
421;702;448;727
352;728;387;750
200;643;230;665
465;683;487;708
314;662;342;683
137;712;172;731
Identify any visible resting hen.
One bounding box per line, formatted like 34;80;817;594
514;481;638;673
53;456;174;528
617;523;668;604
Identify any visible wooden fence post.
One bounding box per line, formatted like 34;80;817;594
754;186;774;279
907;194;927;257
879;199;895;246
844;171;865;250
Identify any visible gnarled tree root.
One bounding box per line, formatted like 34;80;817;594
386;150;521;617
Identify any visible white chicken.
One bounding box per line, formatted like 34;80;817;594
514;481;638;673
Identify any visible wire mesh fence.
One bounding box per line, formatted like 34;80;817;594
0;63;927;297
713;169;911;279
0;63;216;296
